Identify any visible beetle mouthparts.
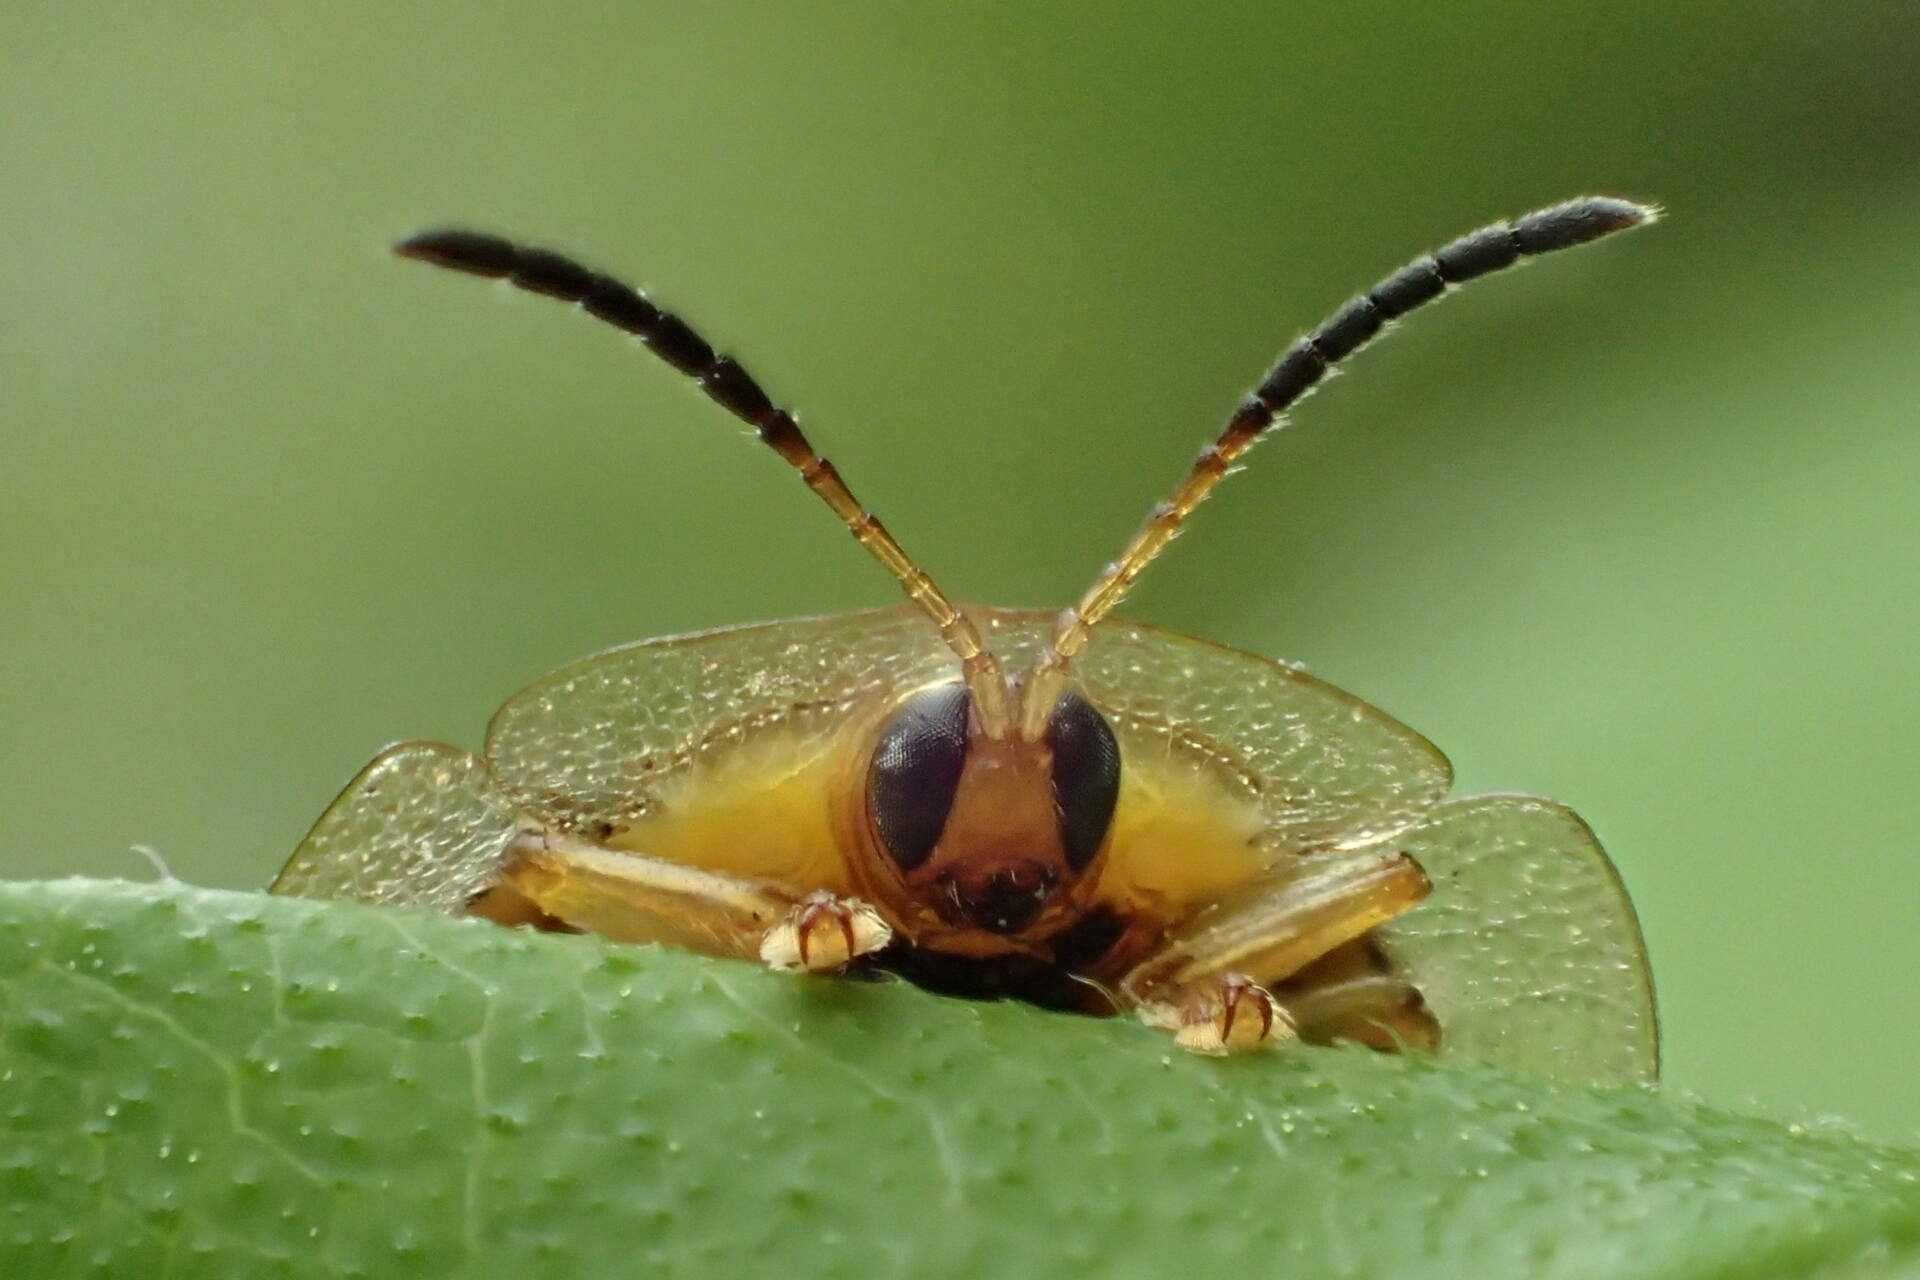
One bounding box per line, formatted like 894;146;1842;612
943;862;1060;935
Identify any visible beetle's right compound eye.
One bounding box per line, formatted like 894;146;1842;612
867;682;972;872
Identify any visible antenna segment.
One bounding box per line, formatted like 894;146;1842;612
1020;196;1657;736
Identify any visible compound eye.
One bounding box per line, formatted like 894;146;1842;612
867;682;972;872
1046;692;1121;871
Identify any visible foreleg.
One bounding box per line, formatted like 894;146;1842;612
502;830;891;973
1118;850;1429;1054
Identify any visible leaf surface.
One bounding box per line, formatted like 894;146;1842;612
2;879;1916;1279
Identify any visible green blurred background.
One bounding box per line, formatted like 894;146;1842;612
4;4;1916;1137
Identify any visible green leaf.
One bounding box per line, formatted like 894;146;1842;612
2;879;1916;1279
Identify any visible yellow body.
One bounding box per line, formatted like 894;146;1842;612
603;724;857;896
591;681;1272;966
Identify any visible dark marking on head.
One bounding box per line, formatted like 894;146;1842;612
867;682;971;872
1045;691;1121;871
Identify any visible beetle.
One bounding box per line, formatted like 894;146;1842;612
273;197;1659;1085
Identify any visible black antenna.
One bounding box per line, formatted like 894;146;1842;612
393;228;1015;734
1022;196;1658;731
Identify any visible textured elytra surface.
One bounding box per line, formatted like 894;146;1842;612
483;604;1451;853
485;608;954;826
1378;794;1658;1086
3;880;1918;1280
270;742;520;911
281;609;1455;916
1061;614;1452;853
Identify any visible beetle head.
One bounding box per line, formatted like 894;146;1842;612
864;681;1120;940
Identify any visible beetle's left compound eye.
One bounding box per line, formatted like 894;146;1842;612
1045;692;1121;870
868;682;973;872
